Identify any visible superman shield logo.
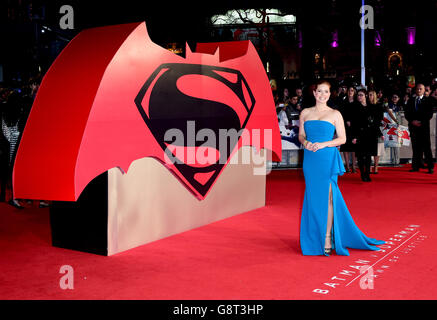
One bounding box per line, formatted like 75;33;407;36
134;63;256;198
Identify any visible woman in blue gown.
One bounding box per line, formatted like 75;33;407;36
298;80;385;256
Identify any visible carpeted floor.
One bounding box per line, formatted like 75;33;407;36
0;164;436;300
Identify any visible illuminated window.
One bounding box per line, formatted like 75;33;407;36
211;9;296;25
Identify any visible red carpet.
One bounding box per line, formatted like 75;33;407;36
1;164;437;300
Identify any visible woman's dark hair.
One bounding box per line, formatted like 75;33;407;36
3;91;22;126
357;88;367;95
357;88;369;105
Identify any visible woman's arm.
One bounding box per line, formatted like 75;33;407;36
298;109;313;150
387;108;398;124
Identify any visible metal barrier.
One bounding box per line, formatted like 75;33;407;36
271;111;436;169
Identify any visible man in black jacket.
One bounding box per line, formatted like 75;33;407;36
404;83;435;173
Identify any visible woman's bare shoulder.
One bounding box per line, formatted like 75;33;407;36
300;107;313;116
331;109;344;126
332;109;343;119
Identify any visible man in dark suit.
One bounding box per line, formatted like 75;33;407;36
404;83;435;173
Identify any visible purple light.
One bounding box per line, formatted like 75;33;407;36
298;30;303;48
406;27;416;45
331;30;338;48
374;30;381;47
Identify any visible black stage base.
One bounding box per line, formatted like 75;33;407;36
49;172;108;255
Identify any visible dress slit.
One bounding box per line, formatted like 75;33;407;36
325;182;335;251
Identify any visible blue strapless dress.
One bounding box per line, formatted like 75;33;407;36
300;120;385;256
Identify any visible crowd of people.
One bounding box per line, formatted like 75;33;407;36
0;76;49;209
1;75;436;209
275;79;437;181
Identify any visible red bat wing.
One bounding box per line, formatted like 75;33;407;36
13;22;281;201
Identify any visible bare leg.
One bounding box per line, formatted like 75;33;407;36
325;184;334;250
373;156;379;173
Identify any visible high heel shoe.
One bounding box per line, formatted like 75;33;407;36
8;199;24;209
324;235;332;256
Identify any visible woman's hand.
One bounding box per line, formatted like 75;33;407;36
304;141;314;151
310;142;327;152
352;138;357;144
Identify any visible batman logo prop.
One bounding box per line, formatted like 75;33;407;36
13;22;281;201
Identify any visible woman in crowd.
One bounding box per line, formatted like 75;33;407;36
352;89;381;182
0;89;9;202
339;86;358;173
277;104;289;127
368;90;385;174
1;90;25;208
281;87;291;105
388;92;403;165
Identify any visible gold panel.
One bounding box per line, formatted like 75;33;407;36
107;146;267;255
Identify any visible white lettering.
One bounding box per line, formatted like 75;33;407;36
355;259;370;264
349;265;362;270
359;265;374;289
339;269;355;276
174;304;207;317
359;5;374;30
324;282;340;288
313;289;329;294
59;265;74;290
59;5;74;30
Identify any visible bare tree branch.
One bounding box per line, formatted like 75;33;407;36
235;9;252;24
